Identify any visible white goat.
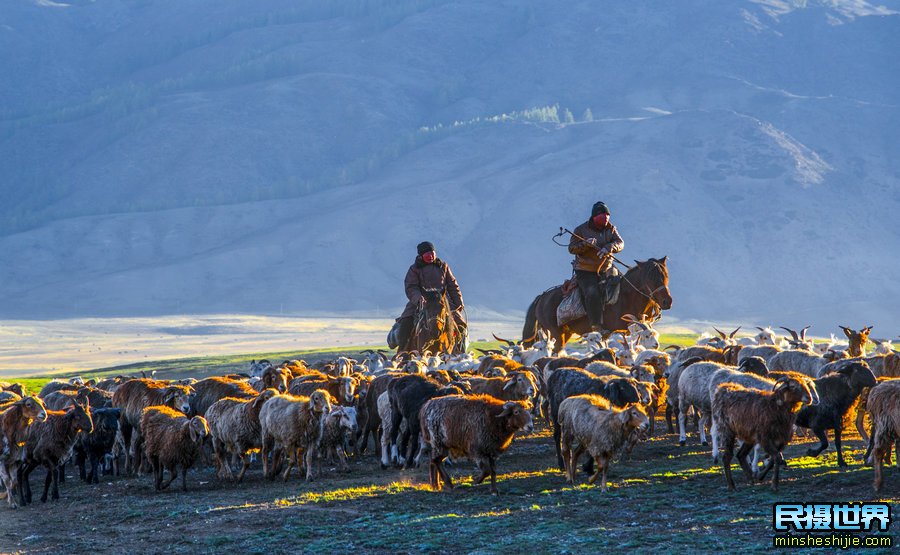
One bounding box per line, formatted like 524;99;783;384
753;326;778;346
872;339;894;356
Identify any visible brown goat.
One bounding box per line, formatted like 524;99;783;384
712;378;814;491
141;405;209;491
43;387;112;411
94;376;126;392
464;371;537;402
289;376;358;406
0;397;48;509
19;400;94;505
38;380;80;398
207;389;277;482
475;355;523;376
840;325;873;357
0;382;26;398
419;394;533;494
191;377;258;416
111;379;195;474
868;380;900;491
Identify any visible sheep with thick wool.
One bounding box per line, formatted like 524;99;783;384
558;394;649;491
259;390;331;482
140;405;209;492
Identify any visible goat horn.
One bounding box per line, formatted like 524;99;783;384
779;327;799;342
713;327;727;340
755;326;766;332
730;326;741;338
522;332;537;344
800;326;810;340
492;333;516;346
622;314;638;323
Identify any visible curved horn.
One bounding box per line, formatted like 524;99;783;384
622;314;638;323
755;326;767;333
521;331;537;345
779;326;799;342
713;327;727;340
800;326;810;341
730;326;742;339
492;333;517;346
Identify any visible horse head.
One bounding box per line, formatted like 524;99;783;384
629;257;672;313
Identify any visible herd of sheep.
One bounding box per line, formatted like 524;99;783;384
0;322;899;509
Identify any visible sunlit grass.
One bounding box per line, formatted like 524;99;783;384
650;466;720;479
276;480;431;506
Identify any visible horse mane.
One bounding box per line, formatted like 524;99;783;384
624;257;668;285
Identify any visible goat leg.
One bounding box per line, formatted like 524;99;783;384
834;425;847;468
735;443;755;483
806;428;828;457
488;456;499;495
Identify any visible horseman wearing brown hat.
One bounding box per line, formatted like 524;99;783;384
569;201;624;333
389;241;466;352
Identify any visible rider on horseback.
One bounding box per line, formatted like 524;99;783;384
568;201;624;333
392;241;466;351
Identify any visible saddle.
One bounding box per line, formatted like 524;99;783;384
557;274;621;326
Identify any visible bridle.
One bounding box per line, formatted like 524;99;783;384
620;261;668;303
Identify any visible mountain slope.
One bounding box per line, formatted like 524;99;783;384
1;0;898;330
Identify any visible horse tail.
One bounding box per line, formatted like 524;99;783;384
523;294;540;347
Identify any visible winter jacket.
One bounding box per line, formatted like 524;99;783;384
400;257;464;319
568;219;624;274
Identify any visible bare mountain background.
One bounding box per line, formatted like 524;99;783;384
1;0;898;332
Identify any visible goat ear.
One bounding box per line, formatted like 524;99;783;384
498;402;515;417
189;419;202;443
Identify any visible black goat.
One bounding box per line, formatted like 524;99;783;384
795;362;877;467
387;374;462;469
74;408;122;483
546;368;640;470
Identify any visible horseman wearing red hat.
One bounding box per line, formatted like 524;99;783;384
389;241;465;352
569;201;624;333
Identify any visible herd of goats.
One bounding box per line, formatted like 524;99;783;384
1;321;899;508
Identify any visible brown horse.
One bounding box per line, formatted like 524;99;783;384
522;257;673;352
404;288;466;355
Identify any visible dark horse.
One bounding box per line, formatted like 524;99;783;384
403;288;466;355
523;257;673;352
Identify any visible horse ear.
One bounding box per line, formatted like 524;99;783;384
660;256;667;263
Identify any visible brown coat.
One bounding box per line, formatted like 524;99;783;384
568;220;624;273
400;257;464;318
